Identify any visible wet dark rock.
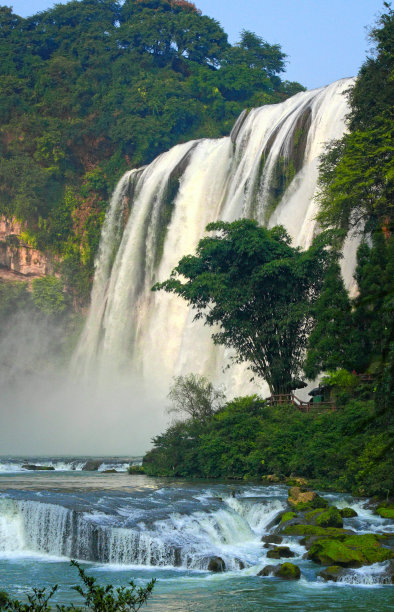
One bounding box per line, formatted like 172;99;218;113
207;556;226;572
266;546;295;559
82;460;102;471
257;565;276;576
22;464;54;471
234;558;245;570
102;469;117;473
319;565;347;582
261;534;283;545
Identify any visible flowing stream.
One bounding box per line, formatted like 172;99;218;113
73;78;357;398
0;469;392;610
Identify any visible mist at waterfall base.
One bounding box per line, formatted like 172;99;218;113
0;309;167;455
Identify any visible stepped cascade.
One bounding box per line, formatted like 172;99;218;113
73;78;355;397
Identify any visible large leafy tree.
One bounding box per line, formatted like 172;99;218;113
154;219;329;395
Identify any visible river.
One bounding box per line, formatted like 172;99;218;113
0;460;392;610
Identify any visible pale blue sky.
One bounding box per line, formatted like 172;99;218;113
8;0;382;89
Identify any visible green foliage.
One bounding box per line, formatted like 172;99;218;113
1;560;155;611
0;280;31;319
304;261;360;378
0;0;303;302
143;394;394;496
154;219;329;394
31;276;67;316
167;373;225;421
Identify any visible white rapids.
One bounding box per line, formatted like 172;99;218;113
73;78;355;397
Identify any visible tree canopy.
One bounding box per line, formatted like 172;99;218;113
154;219;329;394
0;0;304;303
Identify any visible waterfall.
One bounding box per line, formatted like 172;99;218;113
0;496;284;569
73;78;354;397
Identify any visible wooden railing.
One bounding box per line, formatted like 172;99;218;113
265;393;336;412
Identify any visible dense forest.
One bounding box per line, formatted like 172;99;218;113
0;0;303;303
144;5;394;495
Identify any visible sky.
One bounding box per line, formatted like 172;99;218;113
8;0;383;89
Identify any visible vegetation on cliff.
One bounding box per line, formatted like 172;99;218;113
0;0;303;303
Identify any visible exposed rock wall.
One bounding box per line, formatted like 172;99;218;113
0;216;54;280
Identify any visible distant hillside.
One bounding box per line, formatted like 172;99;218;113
0;0;304;303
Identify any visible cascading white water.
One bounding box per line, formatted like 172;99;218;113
73;78;354;396
0;496;284;569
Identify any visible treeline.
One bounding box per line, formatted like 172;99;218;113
144;5;394;494
0;0;303;303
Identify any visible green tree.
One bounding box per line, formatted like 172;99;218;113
304;260;360;378
31;276;67;316
154;219;329;394
167;373;225;421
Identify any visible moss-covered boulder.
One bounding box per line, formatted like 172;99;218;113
280;511;297;524
275;562;301;579
266;546;295;559
376;505;394;519
315;507;343;528
287;487;328;511
283;524;349;538
308;533;392;567
340;507;358;518
127;465;145;474
258;563;301;580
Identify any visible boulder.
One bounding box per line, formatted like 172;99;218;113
207;556;226;572
314;507;343;528
318;565;348;582
258;562;301;580
376;505;394;520
82;460;102;471
307;533;392;567
102;469;117;473
234;558;245;570
22;464;54;471
261;534;283;545
340;507;358;518
287;487;328;511
257;565;276;577
275;562;301;580
267;546;295;559
283;524;350;538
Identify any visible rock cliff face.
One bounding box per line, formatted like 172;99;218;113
0;216;54;281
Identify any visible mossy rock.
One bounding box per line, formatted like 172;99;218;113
280;511;297;524
308;533;393;567
275;562;301;580
127;465;145;474
287;486;328;511
340;507;358;518
283;524;348;538
376;506;394;519
318;565;347;582
315;507;343;528
266;546;295;559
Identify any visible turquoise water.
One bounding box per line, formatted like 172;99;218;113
0;466;392;611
